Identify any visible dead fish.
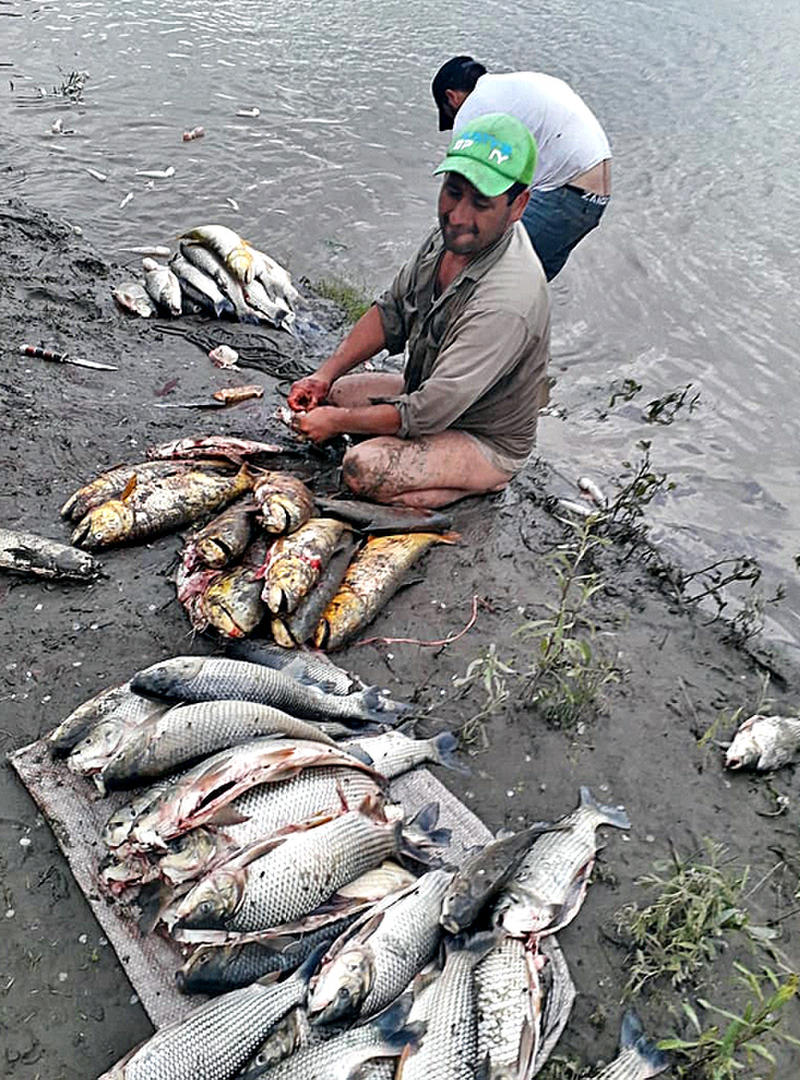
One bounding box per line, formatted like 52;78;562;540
725;713;800;771
271;533;359;647
212;385;264;405
440;820;565;935
183;498;258;570
48;681;133;757
176;553;224;633
130;655;409;725
0;527;98;581
588;1010;670;1080
475;934;545;1080
315;497;453;535
578;475;609;509
198;536;270;639
261;518;349;615
97;947;325;1080
142;256;182;316
179;241;260;322
128;738;380;850
494;787;630;939
97;698;337;789
225;640;365;696
135;165;176;179
71;466;254;550
169;252;234;318
253;472;316;535
103;778;175;849
66;695;170;780
250;247;300;309
237;107;261;118
120;245;172;257
119;191;134;210
180;224;255;283
146;435;282;461
314;532;458;650
209;345;239;369
182;126;205;141
242;278;294;331
113;281;158;319
344;730;466;780
308;869;453;1024
60;459;234;521
86;167;107;182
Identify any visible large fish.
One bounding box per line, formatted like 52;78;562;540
66;695;169;781
243;278;294;331
60;459;233;521
261;518;349;614
169;252;233;317
475;934;545;1080
250;247;300;309
97;699;338;789
102;779;175;849
198;536;270;639
344;730;465;780
130;655;410;725
725;713;800;771
113;281;158;319
253;472;316;535
182;498;258;570
179;241;261;323
314;532;458;650
587;1010;670;1080
271;532;358;647
127;737;380;850
48;682;133;757
71;466;254;549
171;799;405;935
316;497;453;536
0;527;98;581
309;869;453;1024
145;435;283;462
97;947;324;1080
493;787;630;939
142;256;182;316
180;224;255;283
226;639;364;695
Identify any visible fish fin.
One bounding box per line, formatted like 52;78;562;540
120;474;137;501
136;880;175;936
438;530;460;544
252;969;282;986
284;940;334;986
431;731;470;774
620;1010;671;1076
370;1021;426;1064
579;786;631;830
358;685;413;725
369;991;414;1034
207;805;252;827
342;743;374;767
446;929;503;962
620;1008;646;1049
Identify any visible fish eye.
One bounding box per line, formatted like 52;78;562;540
338;988;350;1000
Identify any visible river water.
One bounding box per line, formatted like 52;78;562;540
2;0;799;657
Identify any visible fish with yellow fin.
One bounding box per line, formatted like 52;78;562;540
261;517;350;615
313;531;458;650
179;224;255;284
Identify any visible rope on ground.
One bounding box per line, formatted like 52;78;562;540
354;594;480;649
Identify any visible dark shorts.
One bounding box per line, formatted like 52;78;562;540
522;184;609;281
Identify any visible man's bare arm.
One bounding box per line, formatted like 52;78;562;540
295;402;401;444
287;305;387;411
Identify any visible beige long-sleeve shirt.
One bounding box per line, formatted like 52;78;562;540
375;221;550;469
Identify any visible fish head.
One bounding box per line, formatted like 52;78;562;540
103;798;153;849
227;245;254;283
260;495;300;534
172;870;242;930
196;536;231;568
725;715;764;770
240;1011;306;1077
175;942;234;993
497;898;556;938
71;500;135;549
308;945;375;1024
205;597;250;639
131;656;205;698
440;877;476;934
158;828;221;885
67;718;129;774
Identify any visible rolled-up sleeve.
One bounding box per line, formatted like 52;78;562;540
387;306;532;438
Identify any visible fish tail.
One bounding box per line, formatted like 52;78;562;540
620;1009;671;1076
370;991;413;1034
403;801;452;851
279;940;329;987
580;785;631;830
445;928;502;964
431;731;470;774
360;685;412;724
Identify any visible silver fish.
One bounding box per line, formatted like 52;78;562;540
250;247;300;309
67;694;169;780
0;527;98;581
103;778;174;849
494;787;630;939
179;241;260;323
113;281;158;319
725;713;800;771
98;947;323;1080
226;640;365;696
135;165;175;179
171;799;401;934
98;699;338;789
588;1010;670;1080
142;257;182;316
130;655;410;725
170;252;233;317
475;935;544;1080
309;869;453;1024
343;730;465;780
242;277;294;331
48;681;132;757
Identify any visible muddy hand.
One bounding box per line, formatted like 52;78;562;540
287;375;330;411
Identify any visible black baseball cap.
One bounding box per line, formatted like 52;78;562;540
431;56;487;130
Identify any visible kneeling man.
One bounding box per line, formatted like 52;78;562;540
288;113;550;508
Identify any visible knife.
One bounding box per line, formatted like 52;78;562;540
19;344;118;371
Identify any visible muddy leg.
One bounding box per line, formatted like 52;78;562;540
342;432;512;508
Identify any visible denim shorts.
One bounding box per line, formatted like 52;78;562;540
522;184;609;281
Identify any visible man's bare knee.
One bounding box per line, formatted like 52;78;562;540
342;447;379;498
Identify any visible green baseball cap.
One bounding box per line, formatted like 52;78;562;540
433;112;537;198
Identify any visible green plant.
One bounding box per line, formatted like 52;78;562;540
312;278;372;323
644;383;701;424
606;441;675;540
615;839;750;997
453;643;516;751
607;377;643;408
516;516;620;728
661;965;800;1079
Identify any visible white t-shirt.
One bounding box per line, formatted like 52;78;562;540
453;72;611;192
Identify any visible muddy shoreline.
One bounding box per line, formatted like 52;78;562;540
1;198;798;1078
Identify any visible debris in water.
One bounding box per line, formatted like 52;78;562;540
182;126;205;142
237;107;260;118
119;192;134;210
135;166;176;179
226;197;239;212
86;167;107;182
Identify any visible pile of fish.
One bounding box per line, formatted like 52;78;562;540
113;224;300;332
44;647;652;1080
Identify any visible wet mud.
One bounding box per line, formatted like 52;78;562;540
1;199;798;1077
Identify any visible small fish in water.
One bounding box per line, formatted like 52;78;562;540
212;385;264;405
119;191;134;210
578;475;608;509
226;197;239;211
725;713;800;771
237;107;260;118
50;117;63;135
86;167;107;182
587;1009;670;1080
113;281;158;319
209;345;240;369
0;527;98;582
142;257;182;317
120;245;172;257
182;126;205;142
135;165;176;179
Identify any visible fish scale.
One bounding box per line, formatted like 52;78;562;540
99;960;314;1080
475;935;542;1077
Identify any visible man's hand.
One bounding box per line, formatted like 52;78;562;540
287;376;330;412
294;406;344;444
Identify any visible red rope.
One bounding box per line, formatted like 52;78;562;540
354;594;480;648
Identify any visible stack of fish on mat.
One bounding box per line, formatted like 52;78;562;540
113;224;300;332
45;650;641;1078
177;472;458;649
